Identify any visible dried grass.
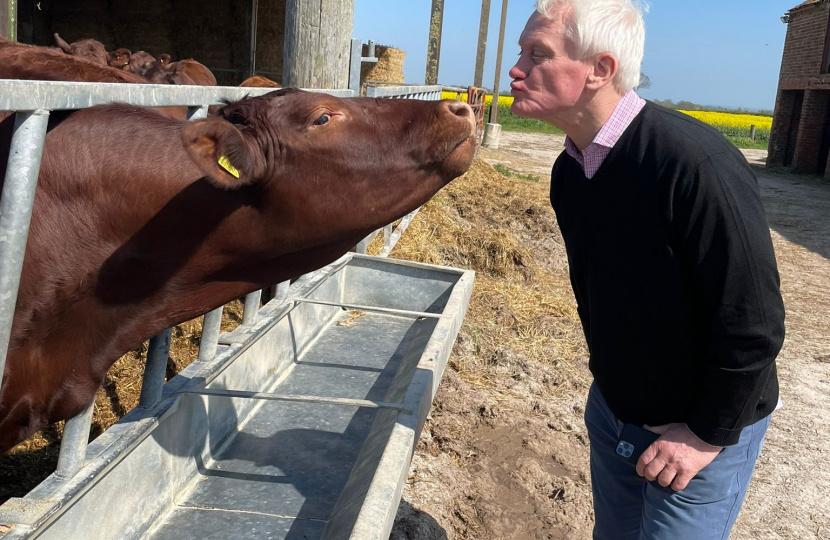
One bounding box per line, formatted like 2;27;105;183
386;158;588;387
361;44;405;91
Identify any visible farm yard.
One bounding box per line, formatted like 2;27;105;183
1;0;826;538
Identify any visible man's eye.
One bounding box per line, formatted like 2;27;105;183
314;114;331;126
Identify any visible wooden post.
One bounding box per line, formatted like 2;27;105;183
425;0;445;85
488;0;509;125
750;124;756;141
284;0;355;89
0;0;16;41
474;0;491;88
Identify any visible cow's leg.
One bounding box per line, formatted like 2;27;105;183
0;396;46;454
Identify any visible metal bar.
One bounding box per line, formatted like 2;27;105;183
383;223;393;251
178;388;409;412
248;0;259;79
55;399;95;479
289;298;442;319
138;328;172;409
365;84;443;99
196;307;224;362
379;208;420;257
0;109;49;392
275;281;290;303
349;39;363;95
1;0;16;41
242;290;262;326
0;81;355;112
186;105;208;120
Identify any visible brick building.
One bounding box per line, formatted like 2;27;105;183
768;0;830;177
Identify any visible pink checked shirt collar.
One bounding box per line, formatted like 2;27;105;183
564;91;646;179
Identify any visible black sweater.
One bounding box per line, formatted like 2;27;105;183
550;101;785;447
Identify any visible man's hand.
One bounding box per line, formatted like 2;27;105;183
635;423;722;491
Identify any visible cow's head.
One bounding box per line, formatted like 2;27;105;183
181;88;476;245
127;51;156;76
54;33;109;66
108;48;131;69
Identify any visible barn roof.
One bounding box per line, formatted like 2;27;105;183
790;0;826;12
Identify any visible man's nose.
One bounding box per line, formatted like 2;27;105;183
508;62;524;80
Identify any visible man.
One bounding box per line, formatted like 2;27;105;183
508;1;785;539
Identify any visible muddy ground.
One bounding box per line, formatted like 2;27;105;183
389;131;830;540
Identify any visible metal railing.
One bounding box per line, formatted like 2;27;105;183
365;84;443;101
0;79;442;487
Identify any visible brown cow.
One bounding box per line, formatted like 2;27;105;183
240;75;282;88
108;48;131;69
0;88;476;453
0;39;147;84
127;51;156;76
53;33;109;66
166;59;217;86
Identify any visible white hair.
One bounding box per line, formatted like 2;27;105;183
535;0;648;93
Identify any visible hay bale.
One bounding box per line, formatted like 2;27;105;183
361;44;405;91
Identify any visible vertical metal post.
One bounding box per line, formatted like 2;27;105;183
383;223;393;252
0;0;16;41
187;106;209;121
474;0;491;88
55;399;95;479
488;0;509;125
348;39;363;95
0;110;49;392
196;307;223;362
138;328;172;409
367;40;376;58
242;291;262;327
248;0;259;79
425;0;445;85
275;281;290;303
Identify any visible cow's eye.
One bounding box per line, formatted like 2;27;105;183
313;114;330;126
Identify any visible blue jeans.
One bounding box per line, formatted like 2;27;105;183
585;384;771;540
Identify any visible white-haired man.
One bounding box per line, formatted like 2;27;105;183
509;1;785;538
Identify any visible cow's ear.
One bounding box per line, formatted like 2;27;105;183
181;118;264;189
54;33;71;53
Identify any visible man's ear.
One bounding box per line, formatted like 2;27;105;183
181;118;265;189
586;52;618;91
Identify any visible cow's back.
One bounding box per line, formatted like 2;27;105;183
0;39;148;84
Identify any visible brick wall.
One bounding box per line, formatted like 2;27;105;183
780;3;830;81
17;0;288;86
769;90;799;166
792;89;830;173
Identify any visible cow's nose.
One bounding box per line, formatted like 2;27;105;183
440;100;475;132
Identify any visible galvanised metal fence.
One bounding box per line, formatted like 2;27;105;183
0;79;443;489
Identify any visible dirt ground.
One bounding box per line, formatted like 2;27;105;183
389;131;830;540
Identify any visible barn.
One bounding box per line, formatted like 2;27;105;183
768;0;830;178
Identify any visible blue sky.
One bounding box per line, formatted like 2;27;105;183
354;0;800;111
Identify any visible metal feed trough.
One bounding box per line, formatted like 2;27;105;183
0;80;468;540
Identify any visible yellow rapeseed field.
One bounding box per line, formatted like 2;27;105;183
677;110;772;132
441;90;771;142
442;90;514;107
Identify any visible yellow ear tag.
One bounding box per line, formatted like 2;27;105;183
218;155;240;179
